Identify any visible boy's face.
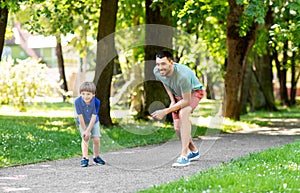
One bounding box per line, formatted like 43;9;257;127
80;91;95;104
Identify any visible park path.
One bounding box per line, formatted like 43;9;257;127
0;118;300;193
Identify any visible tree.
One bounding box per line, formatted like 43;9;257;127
241;5;277;112
25;0;78;100
0;1;29;60
93;0;118;127
223;0;267;120
0;3;8;60
269;0;300;106
139;0;174;119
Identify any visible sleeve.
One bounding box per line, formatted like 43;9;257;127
93;98;100;115
74;98;82;115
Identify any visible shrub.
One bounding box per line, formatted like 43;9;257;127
0;57;60;111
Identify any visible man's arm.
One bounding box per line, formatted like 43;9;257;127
164;85;176;104
151;90;191;120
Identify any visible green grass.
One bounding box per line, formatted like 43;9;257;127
139;140;300;193
0;102;211;167
241;105;300;127
0;115;80;166
101;122;210;152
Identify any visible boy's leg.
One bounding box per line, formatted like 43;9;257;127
90;122;105;165
90;122;101;158
82;139;89;158
79;125;89;158
92;137;100;158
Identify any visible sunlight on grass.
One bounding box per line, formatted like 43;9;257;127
0;102;74;118
26;133;35;141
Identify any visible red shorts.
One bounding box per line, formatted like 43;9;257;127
172;90;204;120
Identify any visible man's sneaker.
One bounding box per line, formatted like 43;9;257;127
187;150;200;161
172;156;190;167
81;158;89;167
93;156;105;165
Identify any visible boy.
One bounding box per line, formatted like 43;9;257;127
74;82;105;167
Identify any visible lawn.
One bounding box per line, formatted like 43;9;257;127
0;101;211;167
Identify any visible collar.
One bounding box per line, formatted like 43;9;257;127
80;96;95;106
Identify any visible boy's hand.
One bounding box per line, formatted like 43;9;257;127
82;131;91;141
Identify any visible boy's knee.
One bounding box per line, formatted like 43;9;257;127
93;137;100;143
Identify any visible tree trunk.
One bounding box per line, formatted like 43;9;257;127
223;0;258;120
273;41;289;106
252;6;277;111
93;0;118;127
253;51;277;111
240;62;252;114
0;5;8;61
290;51;299;105
249;57;266;110
140;0;173;119
55;36;68;101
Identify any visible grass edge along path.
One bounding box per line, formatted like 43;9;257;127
139;140;300;193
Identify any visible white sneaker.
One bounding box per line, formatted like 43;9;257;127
172;156;190;167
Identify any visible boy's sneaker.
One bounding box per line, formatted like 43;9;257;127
93;156;105;165
172;156;190;167
187;150;200;161
81;158;89;167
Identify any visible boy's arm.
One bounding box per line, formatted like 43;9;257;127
86;114;97;133
78;114;87;131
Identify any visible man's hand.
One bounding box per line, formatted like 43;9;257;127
151;109;167;120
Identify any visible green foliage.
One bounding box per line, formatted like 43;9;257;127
139;140;300;192
0;58;59;111
269;0;300;49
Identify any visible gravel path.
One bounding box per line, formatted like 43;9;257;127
1;119;300;193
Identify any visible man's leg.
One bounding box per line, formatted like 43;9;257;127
179;106;193;157
173;112;197;152
173;119;181;139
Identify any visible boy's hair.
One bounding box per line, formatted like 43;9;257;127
156;50;174;61
79;82;96;94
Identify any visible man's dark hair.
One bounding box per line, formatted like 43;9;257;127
156;50;174;61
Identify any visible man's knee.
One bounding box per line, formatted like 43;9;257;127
179;106;192;119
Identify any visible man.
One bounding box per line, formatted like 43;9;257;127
151;50;204;167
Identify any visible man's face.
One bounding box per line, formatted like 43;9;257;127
81;91;95;104
156;56;174;77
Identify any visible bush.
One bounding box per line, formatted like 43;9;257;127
0;57;60;111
